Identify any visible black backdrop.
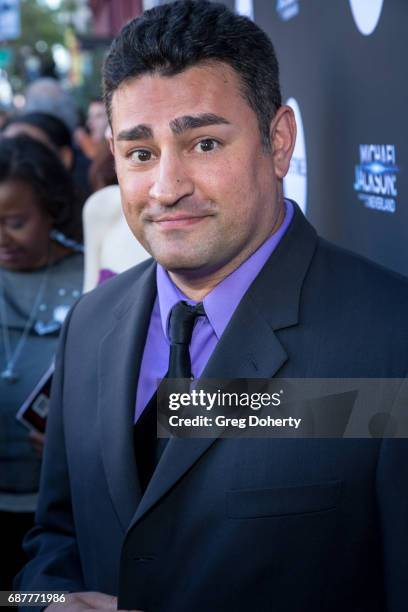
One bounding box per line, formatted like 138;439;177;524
217;0;407;277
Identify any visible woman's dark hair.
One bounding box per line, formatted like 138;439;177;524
0;135;80;240
103;0;281;151
3;111;72;149
89;140;118;192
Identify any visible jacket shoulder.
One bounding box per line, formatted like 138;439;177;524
71;258;155;322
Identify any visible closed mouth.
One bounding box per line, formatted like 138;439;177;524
150;214;212;229
0;249;21;260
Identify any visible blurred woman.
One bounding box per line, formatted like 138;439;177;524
0;136;83;589
2;112;92;232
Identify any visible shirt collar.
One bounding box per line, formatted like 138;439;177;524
156;199;294;341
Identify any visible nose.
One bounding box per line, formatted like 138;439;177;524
148;151;194;206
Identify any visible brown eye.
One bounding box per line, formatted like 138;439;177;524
195;139;219;153
131;150;152;163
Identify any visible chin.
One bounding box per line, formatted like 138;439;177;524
0;260;22;271
150;242;198;267
159;260;202;273
155;252;209;274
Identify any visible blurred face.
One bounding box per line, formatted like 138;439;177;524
88;101;108;144
110;62;295;283
0;180;51;271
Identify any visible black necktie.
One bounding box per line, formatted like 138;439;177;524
167;301;206;379
134;301;205;491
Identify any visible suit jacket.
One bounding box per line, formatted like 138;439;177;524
17;205;408;611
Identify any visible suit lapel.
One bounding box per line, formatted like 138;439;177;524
129;204;318;528
97;261;156;533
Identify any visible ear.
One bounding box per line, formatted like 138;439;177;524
269;106;297;179
107;126;114;156
60;146;74;170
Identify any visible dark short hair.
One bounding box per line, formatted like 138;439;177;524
103;0;281;150
3;112;72;149
0;135;78;238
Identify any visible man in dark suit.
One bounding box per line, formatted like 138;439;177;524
17;2;408;611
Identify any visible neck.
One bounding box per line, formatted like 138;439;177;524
168;200;286;301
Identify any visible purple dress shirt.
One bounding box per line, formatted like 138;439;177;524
134;199;294;421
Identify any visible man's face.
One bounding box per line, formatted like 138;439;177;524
110;62;291;279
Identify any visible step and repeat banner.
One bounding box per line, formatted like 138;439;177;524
224;0;407;277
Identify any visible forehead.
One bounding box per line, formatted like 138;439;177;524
110;62;253;135
0;179;38;214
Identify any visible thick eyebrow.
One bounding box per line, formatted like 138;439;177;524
116;124;153;141
169;113;230;135
115;113;230;142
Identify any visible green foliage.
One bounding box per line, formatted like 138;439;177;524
4;0;67;91
19;0;65;49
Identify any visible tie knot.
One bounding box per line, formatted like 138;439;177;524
169;301;205;345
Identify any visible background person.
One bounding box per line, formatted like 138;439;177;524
0;136;83;592
87;99;109;150
23;78;79;134
88;140;117;193
75;98;109;162
23;78;92;211
82;185;148;291
3;112;75;170
2;111;91;230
